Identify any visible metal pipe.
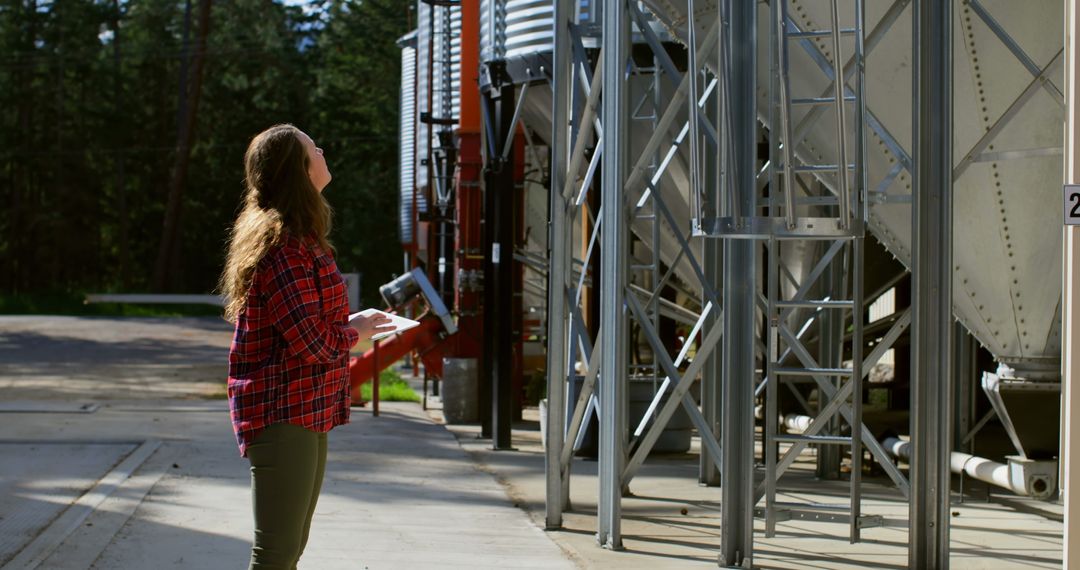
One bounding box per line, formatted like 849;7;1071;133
753;406;814;433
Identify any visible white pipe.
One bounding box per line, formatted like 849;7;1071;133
783;413;813;433
883;437;1026;496
753;406;814;433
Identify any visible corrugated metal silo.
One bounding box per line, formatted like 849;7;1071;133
398;31;418;245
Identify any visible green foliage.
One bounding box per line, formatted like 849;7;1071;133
0;0;411;308
360;368;421;403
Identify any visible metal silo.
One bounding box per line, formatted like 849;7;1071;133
415;0;462;200
398;31;418;246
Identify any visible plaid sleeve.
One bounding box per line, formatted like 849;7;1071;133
263;246;360;364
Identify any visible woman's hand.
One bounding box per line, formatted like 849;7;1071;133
349;311;394;340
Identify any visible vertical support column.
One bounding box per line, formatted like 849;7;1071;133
701;230;723;484
850;238;865;543
597;0;629;550
909;0;953;567
1062;0;1080;565
701;61;723;487
545;0;573;530
719;0;757;566
482;68;516;451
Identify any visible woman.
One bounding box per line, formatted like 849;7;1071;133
220;124;390;569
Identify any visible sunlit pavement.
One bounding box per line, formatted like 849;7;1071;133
0;317;575;570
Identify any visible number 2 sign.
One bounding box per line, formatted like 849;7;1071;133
1067;185;1080;226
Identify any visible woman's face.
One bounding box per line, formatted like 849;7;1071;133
300;131;331;192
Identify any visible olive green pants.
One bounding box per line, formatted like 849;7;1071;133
247;423;328;570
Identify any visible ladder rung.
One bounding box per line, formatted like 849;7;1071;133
788;28;858;39
794;164;856;173
775;434;852;445
775;300;854;309
773;367;853;377
791;96;857;106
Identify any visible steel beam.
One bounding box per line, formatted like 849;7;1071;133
544;0;573;530
719;0;757;566
561;57;604;201
850;238;866;543
910;0;954;566
623;295;724;484
597;0;629;550
967;0;1065;106
702;88;723;486
483;77;517;451
952;49;1064;180
561;328;601;468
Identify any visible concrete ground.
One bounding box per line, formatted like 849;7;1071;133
0;317;574;569
448;421;1064;569
0;316;1066;569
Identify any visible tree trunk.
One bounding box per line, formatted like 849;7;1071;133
152;0;212;291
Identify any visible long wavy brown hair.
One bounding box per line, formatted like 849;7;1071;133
220;124;333;322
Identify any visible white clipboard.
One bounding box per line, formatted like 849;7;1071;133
351;309;421;342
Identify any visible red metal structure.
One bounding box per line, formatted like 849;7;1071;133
349;315;448;395
350;1;526;425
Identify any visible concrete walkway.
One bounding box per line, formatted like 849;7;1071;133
447;421;1064;569
0;400;576;570
0;317;576;569
2;316;1065;569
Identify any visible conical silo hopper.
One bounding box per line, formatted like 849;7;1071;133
641;0;1063;458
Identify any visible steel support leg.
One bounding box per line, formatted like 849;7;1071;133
544;0;574;530
483;71;517;451
719;0;757;566
910;0;953;567
597;0;629;550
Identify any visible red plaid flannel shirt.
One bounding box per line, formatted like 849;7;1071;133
227;234;359;456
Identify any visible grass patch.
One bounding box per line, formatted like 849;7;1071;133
360;369;421;403
202;385;229;400
0;292;222;317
